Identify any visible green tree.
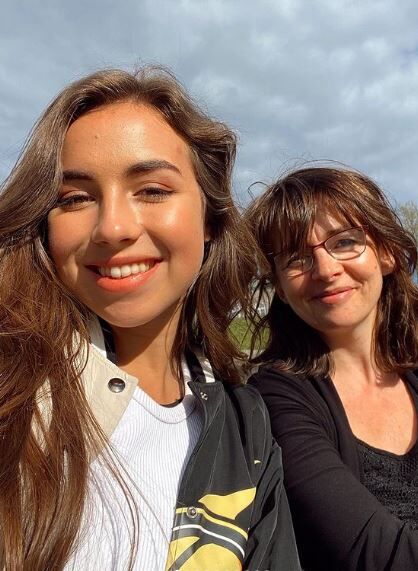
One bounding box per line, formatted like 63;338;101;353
397;201;418;239
396;200;418;280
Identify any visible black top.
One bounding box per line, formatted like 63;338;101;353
358;438;418;529
249;366;418;571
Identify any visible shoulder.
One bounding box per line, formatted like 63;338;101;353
249;362;299;383
247;363;337;436
223;382;275;458
225;382;271;428
248;363;316;400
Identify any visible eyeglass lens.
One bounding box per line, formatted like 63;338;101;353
275;227;366;275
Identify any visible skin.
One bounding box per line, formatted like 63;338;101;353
276;211;390;344
48;101;208;404
275;210;417;454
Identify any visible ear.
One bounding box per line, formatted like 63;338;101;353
379;248;395;276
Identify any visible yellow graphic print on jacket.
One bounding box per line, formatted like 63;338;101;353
166;487;256;570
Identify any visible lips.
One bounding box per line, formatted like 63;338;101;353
87;258;160;278
310;287;357;306
86;257;161;293
313;287;354;300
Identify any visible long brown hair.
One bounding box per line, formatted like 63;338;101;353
0;67;258;569
246;166;418;376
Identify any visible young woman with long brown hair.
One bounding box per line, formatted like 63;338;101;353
0;68;300;570
247;166;418;570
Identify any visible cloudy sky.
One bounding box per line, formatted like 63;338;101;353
1;0;417;204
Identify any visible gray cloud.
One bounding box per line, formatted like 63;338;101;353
1;0;418;202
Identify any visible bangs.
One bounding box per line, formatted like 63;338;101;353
272;179;316;256
248;166;402;275
270;169;374;256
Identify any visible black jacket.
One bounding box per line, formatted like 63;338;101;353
249;365;418;571
166;352;301;570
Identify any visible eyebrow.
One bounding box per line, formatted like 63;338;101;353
62;159;181;182
126;159;181;177
62;169;92;182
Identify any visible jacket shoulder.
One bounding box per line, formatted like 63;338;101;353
226;382;271;426
224;382;275;473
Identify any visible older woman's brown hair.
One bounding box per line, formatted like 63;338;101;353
0;67;258;569
246;166;418;376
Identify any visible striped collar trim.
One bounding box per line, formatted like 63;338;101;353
88;317;216;385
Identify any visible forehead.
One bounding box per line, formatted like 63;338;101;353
308;210;355;243
61;101;193;173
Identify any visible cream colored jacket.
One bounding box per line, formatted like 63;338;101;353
80;318;139;440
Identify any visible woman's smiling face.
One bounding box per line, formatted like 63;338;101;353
274;209;394;344
48;101;208;331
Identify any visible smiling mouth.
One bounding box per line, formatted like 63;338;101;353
90;260;157;279
314;287;353;300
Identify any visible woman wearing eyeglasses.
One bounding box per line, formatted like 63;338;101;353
246;166;418;571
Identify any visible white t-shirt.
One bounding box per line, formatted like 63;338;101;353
66;368;203;570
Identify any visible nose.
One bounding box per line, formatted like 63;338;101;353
91;191;143;247
310;247;343;281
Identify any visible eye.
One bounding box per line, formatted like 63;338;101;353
136;186;173;202
54;193;94;211
334;237;358;250
332;231;364;250
284;254;309;269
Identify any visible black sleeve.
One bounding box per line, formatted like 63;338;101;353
249;368;418;571
244;438;301;571
242;390;301;571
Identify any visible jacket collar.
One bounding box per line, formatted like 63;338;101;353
83;318;220;441
89;319;217;384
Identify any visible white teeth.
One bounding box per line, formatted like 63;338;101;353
98;261;154;279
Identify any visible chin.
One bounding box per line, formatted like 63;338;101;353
316;320;359;336
96;300;184;331
97;312;158;329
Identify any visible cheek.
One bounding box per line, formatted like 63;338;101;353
278;274;308;305
171;227;206;271
47;214;79;275
160;200;206;256
367;269;384;303
353;253;384;291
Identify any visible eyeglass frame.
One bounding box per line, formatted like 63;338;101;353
272;226;367;276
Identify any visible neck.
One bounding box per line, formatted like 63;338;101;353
331;347;378;386
110;304;183;404
324;325;396;389
322;314;384;386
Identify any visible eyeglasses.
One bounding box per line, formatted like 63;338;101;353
273;227;367;277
